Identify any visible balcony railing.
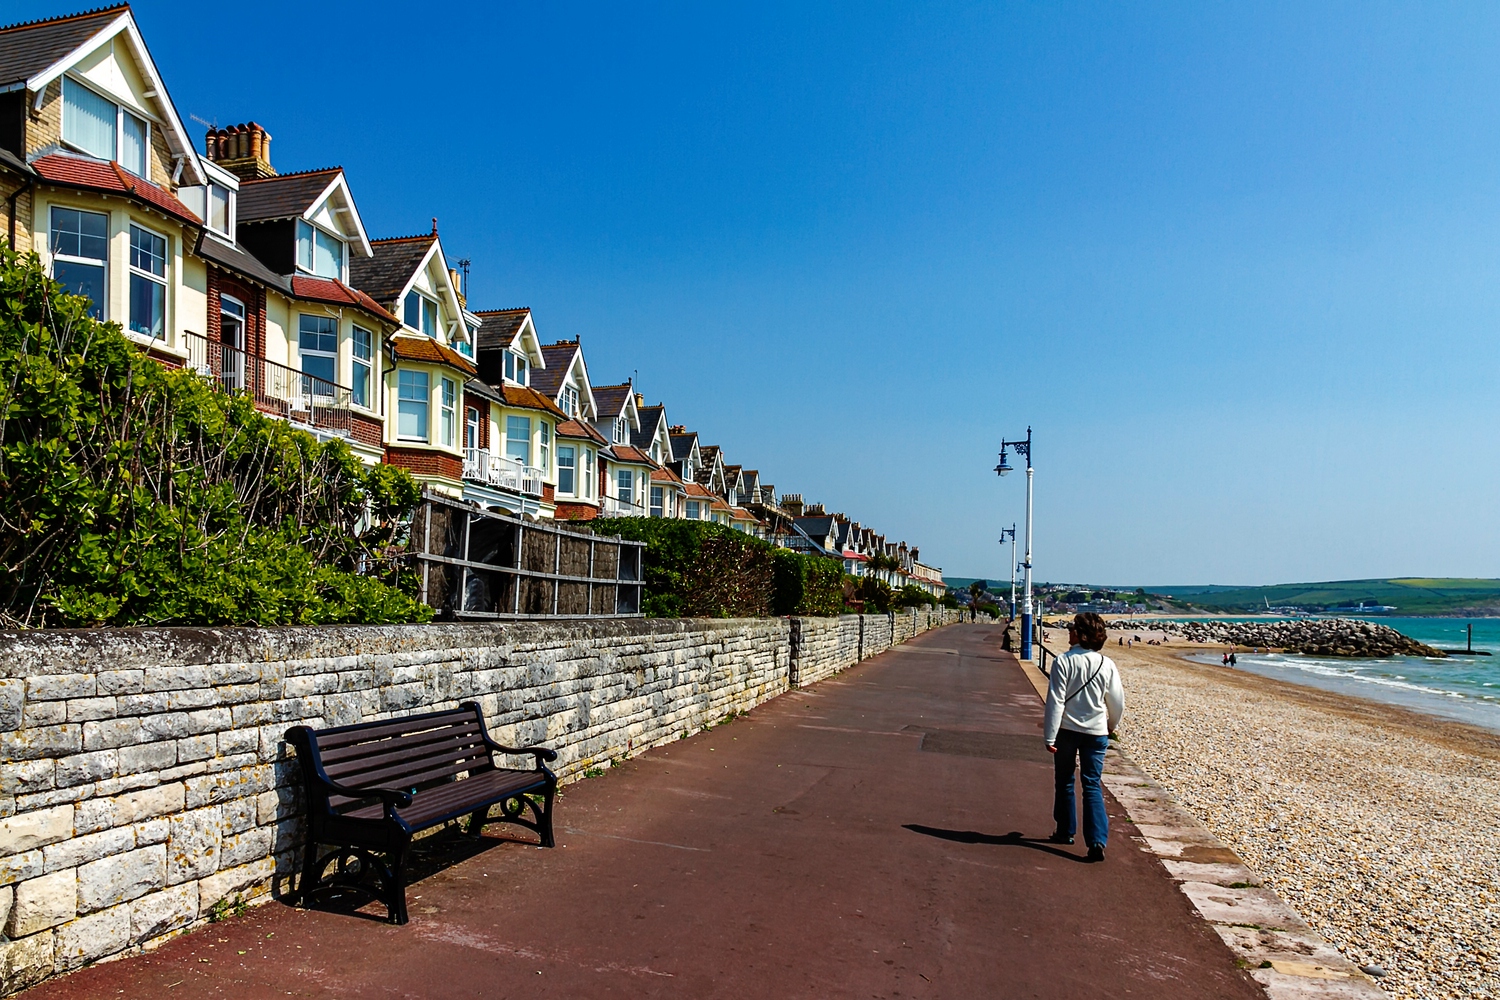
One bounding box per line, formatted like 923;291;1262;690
601;494;647;517
185;332;353;437
463;448;545;497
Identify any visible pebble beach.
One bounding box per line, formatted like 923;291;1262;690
1108;639;1500;999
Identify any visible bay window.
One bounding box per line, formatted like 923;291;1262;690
650;486;664;518
686;500;701;520
351;326;372;407
63;77;148;177
617;469;634;507
296;220;344;279
207;184;232;237
583;450;594;497
506;416;531;466
558;445;576;495
397;370;429;440
404;291;438;336
49;207;107;319
128;224;166;340
539;421;550;472
440;378;456;447
298;314;337;394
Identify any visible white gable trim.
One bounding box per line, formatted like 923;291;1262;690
305;173;372;256
392;238;465;340
27;12;206;186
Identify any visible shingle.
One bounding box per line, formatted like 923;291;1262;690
389;333;476;374
291;276;399;325
195;233;289;292
236;168;341;222
556;418;606;444
631;405;666;450
0;6;125;87
473;308;530;351
530;341;579;398
32;153;199;224
348;235;434;305
592;383;633;418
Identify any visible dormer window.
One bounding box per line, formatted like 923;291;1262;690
560;385;579;416
63;77;149;177
296;220;344;279
207;184;232;237
502;350;528;385
403;291;438;337
613;417;627;444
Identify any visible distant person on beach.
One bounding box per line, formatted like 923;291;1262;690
1044;613;1126;863
1229;652;1237;667
1222;652;1229;666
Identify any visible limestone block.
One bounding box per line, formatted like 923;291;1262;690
0;805;73;856
96;670;144;695
166;806;222;884
76;844;165;913
115;740;177;775
176;734;217;763
55;901;129;970
0;930;56;995
65;696;118;722
1;760;55;797
0;884;9;931
197;858;272;916
7;869;75;935
111;783;186;827
82;718;144;751
26;673;95;701
44;825;134;873
56;749;119;788
0;849;43;886
217;728;258;756
221;798;257;835
2;725;81;761
0;679;23;729
220;826;271;868
130;881;198;941
184;765;271;809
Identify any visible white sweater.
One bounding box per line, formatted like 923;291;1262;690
1043;646;1125;744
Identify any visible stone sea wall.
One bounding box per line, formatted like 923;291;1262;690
0;609;963;993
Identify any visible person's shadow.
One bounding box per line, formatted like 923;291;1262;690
902;824;1090;862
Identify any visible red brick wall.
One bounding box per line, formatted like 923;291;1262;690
462;393;490;449
384;447;461;479
204;267;266;359
351;413;383;447
553;501;600;521
542;483;555;503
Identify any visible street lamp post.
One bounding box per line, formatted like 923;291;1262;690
1000;525;1017;619
996;428;1034;660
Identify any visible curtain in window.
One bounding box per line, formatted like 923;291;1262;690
63;78;115;160
120;113;147;176
314;230;341;278
506;416;531;466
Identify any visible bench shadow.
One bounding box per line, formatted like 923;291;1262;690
288;825;537;922
902;824;1090;863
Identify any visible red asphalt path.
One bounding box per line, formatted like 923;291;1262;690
26;623;1262;999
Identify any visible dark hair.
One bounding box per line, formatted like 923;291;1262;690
1071;612;1108;651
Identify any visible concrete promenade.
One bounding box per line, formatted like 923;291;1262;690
23;623;1262;999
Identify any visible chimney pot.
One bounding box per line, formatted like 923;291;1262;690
205;122;276;181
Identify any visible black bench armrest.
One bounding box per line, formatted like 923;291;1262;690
477;732;558;766
323;776;415;813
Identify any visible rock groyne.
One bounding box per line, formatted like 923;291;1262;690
1108;617;1445;658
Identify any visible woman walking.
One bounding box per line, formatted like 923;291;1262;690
1044;612;1125;862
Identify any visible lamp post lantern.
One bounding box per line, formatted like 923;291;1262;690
1000;525;1017;619
996;428;1034;660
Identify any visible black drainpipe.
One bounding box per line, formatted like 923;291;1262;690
7;174;34;250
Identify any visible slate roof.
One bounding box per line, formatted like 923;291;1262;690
0;6;124;87
463;379;506;404
237;168;341;222
32;153;200;223
291;276;398;325
592;383;633;418
389;334;475;374
668;431;697;462
195;233;289;291
473;308;531;351
631;405;666;451
349;234;435;305
794;516;837;541
530;341;580;398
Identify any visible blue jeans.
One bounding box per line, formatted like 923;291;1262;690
1053;729;1109;848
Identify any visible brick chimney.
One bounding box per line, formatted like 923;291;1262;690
781;493;804;517
204;122;276;181
805;502;825;516
668;424;685;434
635;392;644;408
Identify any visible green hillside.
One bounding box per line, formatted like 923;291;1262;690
1144;578;1500;615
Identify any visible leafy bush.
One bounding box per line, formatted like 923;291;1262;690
855;575;894;613
592;518;846;618
893;584;937;609
0;249;430;627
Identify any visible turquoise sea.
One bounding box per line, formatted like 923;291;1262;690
1184;617;1500;731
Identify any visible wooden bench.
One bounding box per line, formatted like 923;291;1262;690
285;702;557;924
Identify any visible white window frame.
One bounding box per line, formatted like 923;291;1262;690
404;290;439;337
351;325;373;409
538;421;550;473
560;385;579;417
127;221;168;342
48;205;109;320
61;76;150;178
613;417;627;444
440;378;457;447
297;313;339;395
206;183;234;239
397;369;430;441
465;405;481;451
617;469;634;507
583;449;594;498
296;219;346;280
650;485;664;518
557;445;577;496
506;415;531;466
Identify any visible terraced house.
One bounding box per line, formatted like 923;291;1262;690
0;3;945;596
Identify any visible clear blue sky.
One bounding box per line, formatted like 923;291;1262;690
23;1;1500;585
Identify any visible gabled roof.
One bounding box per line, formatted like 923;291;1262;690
730;507;760;523
650;467;685;484
592;383;634;420
683;481;717;499
237;167;341;221
349;233;435;304
0;5;205;186
529;341;576;397
0;7;127;86
668;431;699;463
632;405;667;451
556;418;606;445
33;153;199;224
608;444;654;466
290;276;398;325
496;383;567;418
473;308;531;351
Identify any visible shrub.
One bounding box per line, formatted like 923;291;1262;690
591;518;772;617
771;548;845;616
893;584;937;609
0;249;430;627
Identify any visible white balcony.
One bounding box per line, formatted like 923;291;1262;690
464;448;545;497
602;494;646;517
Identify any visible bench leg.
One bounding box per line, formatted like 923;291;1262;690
386;844;410;925
467;805;490;838
540;779;557;849
297;826;320;905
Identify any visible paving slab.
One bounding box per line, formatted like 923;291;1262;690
22;623;1263;999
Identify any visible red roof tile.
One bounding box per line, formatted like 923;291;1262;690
33;154;200;224
497;383;568;418
290;276;399;325
650;467;685;484
609;445;654;465
556;418;606;444
389;334;477;374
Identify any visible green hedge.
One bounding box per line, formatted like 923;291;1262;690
0;249;430;627
591;518;846;618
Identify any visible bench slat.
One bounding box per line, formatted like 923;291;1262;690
326;755;492;809
320;726;487;774
317;721;485;765
313;709;477;750
342;768;545;827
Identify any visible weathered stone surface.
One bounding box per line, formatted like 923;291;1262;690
129;881;197;941
7;868;76;935
0;931;56;994
55;902;129;970
77;845;165;913
197;858;271;916
0;884;11;929
0;804;73;856
0;849;43;886
43;825;134;873
166;807;221;884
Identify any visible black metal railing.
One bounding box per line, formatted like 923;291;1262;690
184;332;354;437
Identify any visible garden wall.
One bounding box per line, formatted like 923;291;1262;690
0;609;963;993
